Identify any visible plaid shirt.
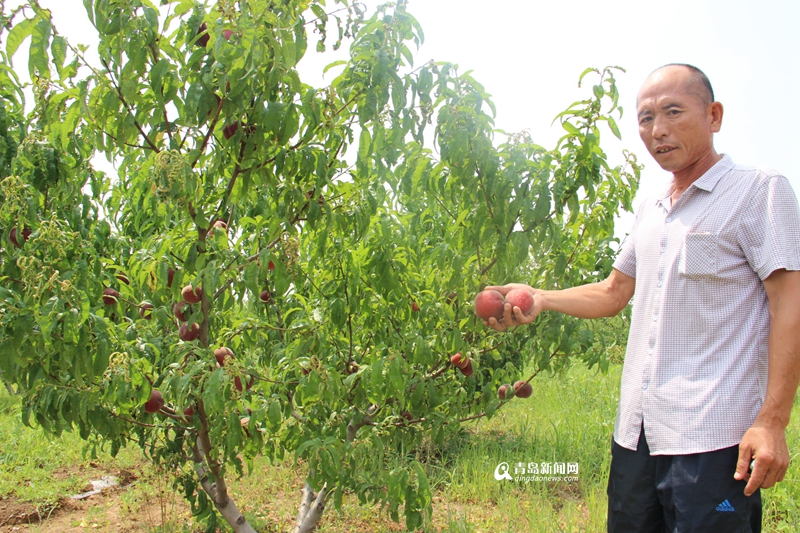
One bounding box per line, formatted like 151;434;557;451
613;155;800;454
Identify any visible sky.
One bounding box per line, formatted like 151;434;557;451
8;0;800;233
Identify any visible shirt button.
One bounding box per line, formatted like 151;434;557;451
657;281;662;287
652;316;658;322
666;217;672;222
648;349;653;355
642;382;649;390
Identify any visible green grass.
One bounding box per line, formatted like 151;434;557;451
1;365;799;532
0;389;140;507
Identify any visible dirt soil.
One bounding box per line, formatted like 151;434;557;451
0;468;195;533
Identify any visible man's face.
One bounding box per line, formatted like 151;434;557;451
636;67;722;176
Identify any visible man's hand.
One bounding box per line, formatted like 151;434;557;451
478;269;635;332
481;283;542;332
734;422;790;496
735;268;800;496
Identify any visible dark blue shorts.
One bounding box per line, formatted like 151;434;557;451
607;427;762;533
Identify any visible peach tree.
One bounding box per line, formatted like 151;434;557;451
0;0;639;531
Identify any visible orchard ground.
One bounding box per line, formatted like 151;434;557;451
2;362;799;533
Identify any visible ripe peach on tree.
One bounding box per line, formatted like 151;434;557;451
0;2;639;532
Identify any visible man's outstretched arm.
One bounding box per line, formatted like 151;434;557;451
483;268;636;332
736;268;800;496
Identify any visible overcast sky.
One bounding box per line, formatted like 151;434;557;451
11;0;800;232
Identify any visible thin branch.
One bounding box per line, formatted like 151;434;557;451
192;94;225;168
98;57;160;152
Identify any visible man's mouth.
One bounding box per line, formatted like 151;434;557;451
655;146;676;154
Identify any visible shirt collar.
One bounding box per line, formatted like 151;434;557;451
655;154;734;207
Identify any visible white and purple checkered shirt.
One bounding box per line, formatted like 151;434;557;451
613;155;800;455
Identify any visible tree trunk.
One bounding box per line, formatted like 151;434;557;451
192;439;257;533
0;370;15;395
293;482;328;533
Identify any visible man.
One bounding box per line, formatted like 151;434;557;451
484;64;800;532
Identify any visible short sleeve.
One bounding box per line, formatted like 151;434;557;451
738;174;800;280
613;202;646;279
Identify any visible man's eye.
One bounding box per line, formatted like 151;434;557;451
639;116;652;125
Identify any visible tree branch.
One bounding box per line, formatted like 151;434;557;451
98;57;160;153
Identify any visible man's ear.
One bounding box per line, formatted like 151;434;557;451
709;101;724;133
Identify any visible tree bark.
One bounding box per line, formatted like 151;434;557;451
0;370;15;395
293;482;328;533
192;438;256;533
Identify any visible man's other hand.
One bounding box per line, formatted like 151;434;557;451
735;423;790;496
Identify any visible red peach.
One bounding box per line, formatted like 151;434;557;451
144;390;164;413
102;288;120;306
513;380;533;399
450;352;470;370
181;284;202;304
505;288;534;315
179;322;201;342
474;290;505;321
214;347;234;366
139;303;154;320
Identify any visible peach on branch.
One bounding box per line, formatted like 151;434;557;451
9;227;31;248
173;300;190;321
235;375;254;392
195;22;210;47
144;390;165;413
513;380;533;399
214;347;234;366
181;284;203;304
222;122;239;140
460;360;474;377
102;288;120;306
498;383;513;400
208;219;228;237
450;352;470;370
139;303;154;320
179;322;201;342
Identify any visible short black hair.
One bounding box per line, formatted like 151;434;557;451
655;63;715;104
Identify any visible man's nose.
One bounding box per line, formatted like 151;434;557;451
651;114;669;138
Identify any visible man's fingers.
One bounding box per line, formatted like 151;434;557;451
734;446;752;481
512;305;532;324
501;302;515;325
744;459;766;496
485;316;507;332
484;285;511;295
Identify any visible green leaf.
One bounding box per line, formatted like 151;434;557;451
323;60;347;74
277;104;299;145
29;17;52;79
606;116;622;140
561;121;581;135
6;17;36;61
51;35;67;74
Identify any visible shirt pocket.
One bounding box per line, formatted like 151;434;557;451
679;232;719;278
